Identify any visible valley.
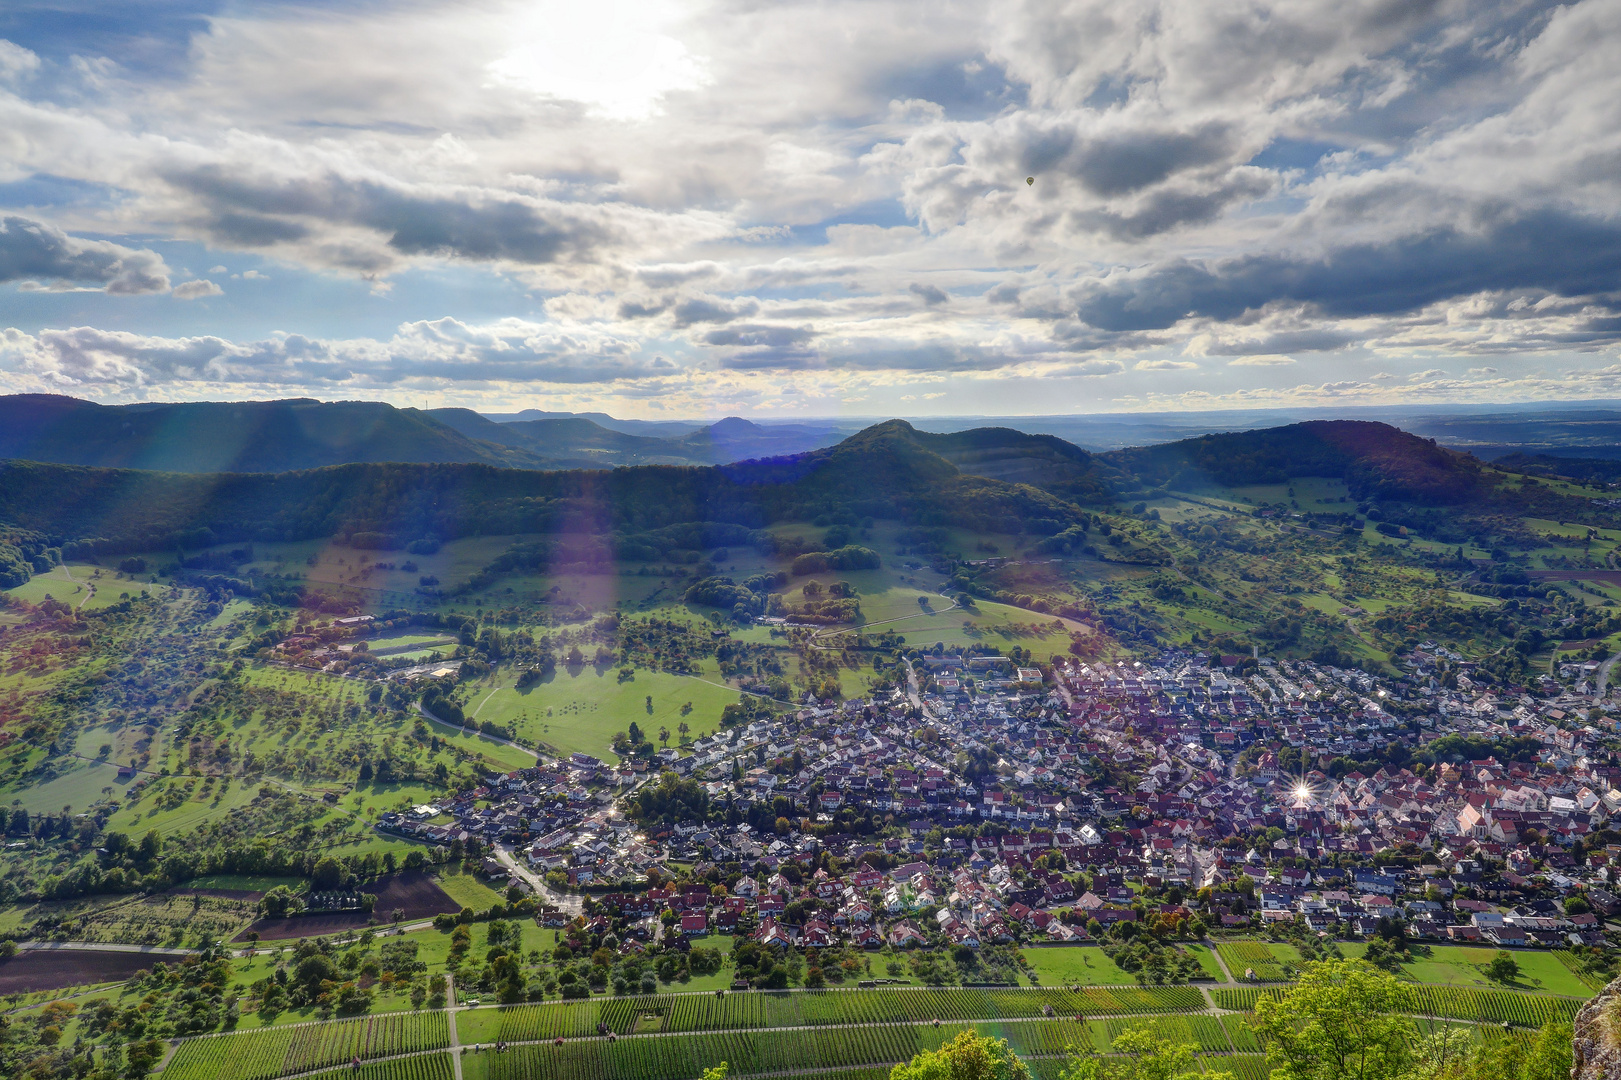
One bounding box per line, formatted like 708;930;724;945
0;407;1615;1080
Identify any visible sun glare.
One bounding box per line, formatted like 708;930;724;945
487;0;710;120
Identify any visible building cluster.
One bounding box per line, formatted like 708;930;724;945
379;647;1621;955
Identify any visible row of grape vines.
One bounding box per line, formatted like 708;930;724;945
1214;943;1294;983
491;985;1206;1042
1089;1016;1230;1053
1553;951;1609;992
1211;988;1289;1011
1401;987;1582;1027
162;1012;450;1080
484;1020;1114;1080
297;1052;454;1080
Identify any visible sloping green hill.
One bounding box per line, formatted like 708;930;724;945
1101;419;1489;504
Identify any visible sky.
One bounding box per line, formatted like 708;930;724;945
0;0;1618;419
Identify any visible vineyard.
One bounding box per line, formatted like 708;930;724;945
1211;988;1289;1011
1219;1015;1259;1052
485;985;1206;1043
1209;982;1578;1030
162;1012;450;1080
1215;943;1295;983
298;1053;454;1080
1553;951;1609;992
482;1019;1122;1080
1401;986;1583;1027
148;977;1587;1080
1212;1055;1273;1080
1088;1015;1229;1053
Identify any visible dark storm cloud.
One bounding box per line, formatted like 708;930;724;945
1072;208;1621;331
0;214;170;293
162;164;616;266
671;295;759;326
1029;123;1239;197
1068;171;1274;240
717;347;821;370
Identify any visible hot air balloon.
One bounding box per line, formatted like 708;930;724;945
1026;177;1034;186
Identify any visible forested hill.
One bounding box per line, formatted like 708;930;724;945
0;415;1521;554
0;394;545;473
1100;419;1491;504
0;420;1088;553
0;394;850;473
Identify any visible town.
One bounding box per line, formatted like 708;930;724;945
378;645;1621;975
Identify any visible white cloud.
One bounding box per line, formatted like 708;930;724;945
173;279;223;299
0;0;1617;405
0;40;39;86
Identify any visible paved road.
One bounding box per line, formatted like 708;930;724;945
447;974;464;1080
492;842;582;914
1596;647;1621;699
19;940;197;957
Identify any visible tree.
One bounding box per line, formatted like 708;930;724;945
1484;951;1519;985
1251;959;1415;1080
1467;1021;1572;1080
312;856;345;890
1062;1025;1231;1080
891;1030;1030;1080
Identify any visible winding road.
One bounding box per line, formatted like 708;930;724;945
1595;646;1621;700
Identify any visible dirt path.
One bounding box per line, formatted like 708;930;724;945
58;564;97;611
469;688;501;720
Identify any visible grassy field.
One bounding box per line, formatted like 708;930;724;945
1183;943;1226;982
436;870;511;912
1339;943;1591;997
1021;946;1138;986
462;659;745;761
2;563;157;610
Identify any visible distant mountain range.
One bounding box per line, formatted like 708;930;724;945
6;394;1620;478
0;414;1496;555
0;395;855;474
